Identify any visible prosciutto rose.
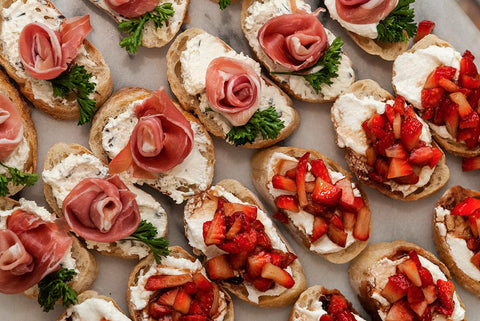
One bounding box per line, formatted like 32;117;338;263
62;176;141;243
205;57;261;126
105;0;159;18
335;0;398;24
0;93;23;160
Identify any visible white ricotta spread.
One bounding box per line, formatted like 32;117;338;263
0;137;30;175
292;298;365;321
101;100;213;204
243;0;354;101
60;297;131;321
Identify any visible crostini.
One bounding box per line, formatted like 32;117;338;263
127;246;234;321
241;0;355;103
0;197;97;312
58;290;131;321
349;241;466;321
434;185;480;297
290;286;366;321
167;28;300;148
331;80;449;201
89;87;215;204
0;0;113;123
42;143;168;260
0;69;37;196
393;34;480;158
251;146;371;264
184;179;307;307
88;0;189;54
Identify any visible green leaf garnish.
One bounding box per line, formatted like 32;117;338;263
37;268;78;312
219;0;231;10
225;106;285;146
0;162;38;197
49;64;97;125
377;0;417;43
118;4;175;54
272;37;344;93
125;220;170;263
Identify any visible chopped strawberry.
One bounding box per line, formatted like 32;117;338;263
462;156;480;171
196;285;215;314
467;235;480;251
252;277;274;291
192;273;213;292
180;315;207;321
443;99;460;137
372;158;389;181
422;284;438;304
312;178;342;206
385;104;395;123
310;159;332;184
424;71;437;89
408;146;433;166
320;315;334;321
353;207;371;241
436;280;455;316
305;181;315;193
343;212;356;231
261;263;295;289
327;223;348;247
399;259;422;287
387;158;414;179
335;310;357;321
310;216;328;243
158;288;180;306
471;251;480;269
206;255;234;280
145;274;193;291
225;215;244;240
468;210;480;237
366;146;377;166
303;199;327;215
414;20;435;42
228;251;249;270
273;210;289;224
173;290;192;314
385;300;415;321
352;197;365;212
278;159;298;176
460;109;480;130
256;230;272;249
203;210;226;246
461;74;480;89
401;116;423;151
296;152;309;208
285;168;296;179
150;303;173;318
327;294;348;314
382;273;411;303
330;214;344;230
385;144;409;159
450;92;474;118
188;300;204;315
460;50;478;77
419;267;434;287
407;286;425;304
429;147;443;168
183;282;197;295
275;195;299;212
452;197;480;216
374;132;396;156
435;66;458;81
393;173;420;185
247;251;271;278
393;96;407;113
272;175;297;192
223;203;257;220
438;77;459;92
421;88;444;109
334;178;356;211
410;300;428;317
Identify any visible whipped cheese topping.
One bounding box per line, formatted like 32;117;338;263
0;137;30;175
291;297;365;321
60;298;131;321
101;99;213;204
243;0;354;101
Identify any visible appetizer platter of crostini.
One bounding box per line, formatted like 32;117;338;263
1;0;480;320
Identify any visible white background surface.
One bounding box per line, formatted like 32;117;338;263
1;0;480;320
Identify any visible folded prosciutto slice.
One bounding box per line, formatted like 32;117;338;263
109;89;194;178
205;57;261;126
0;93;23;161
19;15;92;80
0;210;72;294
105;0;159;18
335;0;398;25
62;176;141;243
258;10;329;71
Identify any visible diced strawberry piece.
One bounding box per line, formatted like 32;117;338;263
188;300;204;315
272;175;297;192
460;87;474;99
303;199;327;215
381;273;411;303
399;259;422;287
452;197;480;216
386;144;408;159
462;156;480;171
468;210;480;237
422;284;438;304
247;251;271;278
180;315;207;321
407;286;425;304
224;228;257;253
343;212;356;231
278;159;298;176
404;105;417;118
273;210;289;224
223;203;257;220
225;215;244;240
460;50;478;77
461;74;480;89
353;207;371;241
471;251;480;269
217;197;228;210
320;315;334;321
388;158;414;179
296;152;309;208
374;132;396;156
305;181;315;193
424;71;437;89
310;216;328;242
429;147;443;168
414;20;435;42
145;274;193;291
392;113;402;139
401;116;423;151
410;300;428;317
207;255;234;280
285;168;296;179
328;294;348;314
193;273;213;292
312;178;342;206
436;280;455;316
393;95;406;113
421;88;444;109
275;195;299;212
467;236;480;251
257;230;272;249
419;267;434;287
438;77;459;92
460;109;480;129
227;251;248;270
330;214;344;229
421;107;435;121
366;146;377;166
310;159;332;184
252;277;274;292
183;282;197;295
196;287;214;313
385;104;395;123
158;288;180;306
203;210;226;246
172;312;182;321
393;173;420;185
370;158;389;182
261;263;295;289
150;303;173;318
280;252;297;268
334;178;356;211
450;92;474;118
335;310;357;321
327;223;348;247
409;146;434;166
173;290;191;314
369;113;388;128
353;197;365;212
435;66;458;81
443;100;460;137
385;300;415;321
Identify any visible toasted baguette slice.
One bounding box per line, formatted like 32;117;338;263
240;0;355;103
43;143;168;260
393;34;480;158
0;0;113;120
331;79;449;201
0;197;98;299
349;241;467;321
87;0;189;49
290;286;365;321
89;87;215;203
167;27;300;149
0;69;37;196
251;146;370;264
434;185;480;297
127;246;234;321
184;179;307;307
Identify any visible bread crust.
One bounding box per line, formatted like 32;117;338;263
166;27;300;149
0;69;37;196
126;246;234;321
392;34;480;158
184;179;307;307
347;31;409;61
89;87;215;201
240;0;355;103
0;197;98;299
250;146;370;264
331;79;450;201
0;0;113;120
433;185;480;297
349;241;467;321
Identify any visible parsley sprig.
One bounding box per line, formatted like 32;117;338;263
49;65;97;125
219;0;231;10
377;0;417;43
225;106;285;146
118;4;175;54
272;37;344;93
124;220;170;263
0;162;38;196
37;268;78;312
